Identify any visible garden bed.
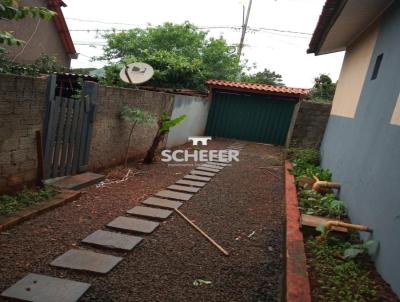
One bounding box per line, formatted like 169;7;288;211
286;148;399;302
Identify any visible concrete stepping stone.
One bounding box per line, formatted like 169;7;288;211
155;190;193;201
142;197;182;209
200;164;223;170
168;184;200;193
206;161;229;167
1;273;91;302
190;170;216;177
50;249;122;274
81;230;142;251
184;174;211;182
107;216;159;234
127;206;172;219
196;166;220;173
176;179;207;187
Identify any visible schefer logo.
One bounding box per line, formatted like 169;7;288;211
161;137;240;163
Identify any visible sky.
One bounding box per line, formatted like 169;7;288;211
63;0;345;88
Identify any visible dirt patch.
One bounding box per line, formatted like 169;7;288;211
0;140;284;302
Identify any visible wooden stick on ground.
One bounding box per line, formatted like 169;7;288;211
174;209;229;256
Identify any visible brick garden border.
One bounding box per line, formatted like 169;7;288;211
0;189;81;232
285;161;311;302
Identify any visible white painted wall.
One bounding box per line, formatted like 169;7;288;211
166;95;210;148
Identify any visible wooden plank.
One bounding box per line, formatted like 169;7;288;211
71;99;85;175
77;96;90;173
300;214;348;233
65;100;80;175
81;82;98;170
59;99;74;176
44;98;61;178
52;98;68;177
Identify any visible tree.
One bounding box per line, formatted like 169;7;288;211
121;106;155;167
0;0;55;48
143;113;186;164
307;74;336;102
241;68;284;86
96;22;242;91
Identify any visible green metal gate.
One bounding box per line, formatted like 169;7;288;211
205;90;297;145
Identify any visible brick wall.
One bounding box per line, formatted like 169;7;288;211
0;75;176;193
89;86;174;170
0;74;48;193
290;101;332;148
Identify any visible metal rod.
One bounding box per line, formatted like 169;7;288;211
175;208;229;256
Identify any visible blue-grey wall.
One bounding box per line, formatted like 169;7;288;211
321;2;400;296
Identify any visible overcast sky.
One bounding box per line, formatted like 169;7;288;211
63;0;344;88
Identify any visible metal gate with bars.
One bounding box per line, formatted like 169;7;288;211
43;75;98;179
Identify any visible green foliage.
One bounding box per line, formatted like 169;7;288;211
121;106;156;126
288;147;320;166
343;240;379;260
291;159;332;181
241;68;284;86
306;74;336;103
0;50;64;75
0;0;55;48
306;236;381;301
96;22;242;91
159;113;187;135
299;190;346;218
0;186;59;216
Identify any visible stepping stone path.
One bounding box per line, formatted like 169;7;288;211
168;184;200;193
82;230;142;251
2;142;241;301
176;179;207;187
1;273;91;302
127;206;172;219
107;216;159;234
190;170;216;177
184;174;211;182
50;249;122;274
196;166;220;173
142;197;182;209
155;190;193;201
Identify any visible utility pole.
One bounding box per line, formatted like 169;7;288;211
237;0;253;58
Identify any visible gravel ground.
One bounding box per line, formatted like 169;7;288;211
0;140;284;302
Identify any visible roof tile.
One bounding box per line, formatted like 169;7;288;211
206;79;309;97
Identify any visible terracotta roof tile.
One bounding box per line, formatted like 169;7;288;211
206;79;309;97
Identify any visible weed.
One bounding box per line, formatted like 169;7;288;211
0;186;58;216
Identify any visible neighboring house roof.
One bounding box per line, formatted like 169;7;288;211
308;0;393;55
206;79;309;98
47;0;77;58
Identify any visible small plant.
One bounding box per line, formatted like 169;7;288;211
143;112;186;164
299;190;346;218
120;106;155;167
0;186;58;216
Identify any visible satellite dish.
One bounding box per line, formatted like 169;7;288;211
119;62;154;85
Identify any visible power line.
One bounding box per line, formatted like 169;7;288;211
66;17;312;35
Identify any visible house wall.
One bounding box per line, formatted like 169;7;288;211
166;95;210;148
290;101;331;148
321;2;400;296
0;0;71;67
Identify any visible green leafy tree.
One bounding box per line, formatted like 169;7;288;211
96;22;242;91
121;106;156;167
241;68;284;86
0;0;55;48
307;74;336;102
143;113;186;164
